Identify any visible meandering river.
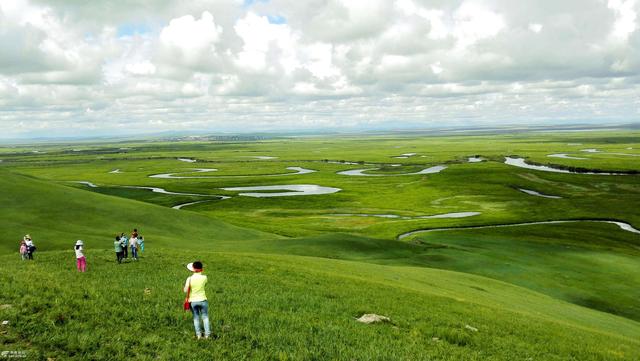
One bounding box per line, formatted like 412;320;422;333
504;157;627;175
150;166;315;179
221;184;341;197
398;220;640;240
338;165;446;176
518;188;562;199
331;212;480;220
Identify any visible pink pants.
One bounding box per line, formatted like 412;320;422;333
76;256;86;272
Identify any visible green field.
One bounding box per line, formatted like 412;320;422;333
1;130;639;360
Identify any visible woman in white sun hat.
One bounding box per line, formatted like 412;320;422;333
74;240;86;272
183;261;210;339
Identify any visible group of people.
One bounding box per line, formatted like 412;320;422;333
74;228;144;271
18;230;209;339
18;228;145;271
18;235;36;260
114;229;145;263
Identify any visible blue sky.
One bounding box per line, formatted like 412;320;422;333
117;23;152;37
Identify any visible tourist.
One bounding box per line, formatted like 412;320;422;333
138;235;144;253
183;261;210;339
121;233;129;259
74;240;86;272
24;235;35;260
130;235;139;261
114;235;124;263
19;240;27;261
132;228;139;239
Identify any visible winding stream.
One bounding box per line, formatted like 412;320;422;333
72;181;98;188
150;168;218;179
150;166;315;179
132;186;230;210
331;212;480;220
504;157;627;175
120;185;228;198
248;156;278;160
578;148;640;157
72;181;229;209
172;199;221;210
547;154;586;160
393;153;417;159
326;160;359;165
222;184;341;197
338;165;447;176
610;153;640;157
518;188;562;199
398;220;640;240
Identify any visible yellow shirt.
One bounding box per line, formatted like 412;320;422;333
184;273;207;302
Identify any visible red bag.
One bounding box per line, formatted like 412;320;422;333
183;278;191;312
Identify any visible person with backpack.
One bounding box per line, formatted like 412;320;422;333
24;235;35;260
114;235;124;263
183;261;210;340
19;240;27;260
74;240;86;272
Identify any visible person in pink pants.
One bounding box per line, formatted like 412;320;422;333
74;240;86;272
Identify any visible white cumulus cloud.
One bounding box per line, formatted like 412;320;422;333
159;11;223;68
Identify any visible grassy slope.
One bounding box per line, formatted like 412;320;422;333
0;170;276;254
402;223;640;321
1;250;639;360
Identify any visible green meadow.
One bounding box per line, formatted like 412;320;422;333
1;130;639;360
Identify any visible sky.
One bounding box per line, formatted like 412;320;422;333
0;0;638;138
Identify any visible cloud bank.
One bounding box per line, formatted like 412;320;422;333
0;0;639;137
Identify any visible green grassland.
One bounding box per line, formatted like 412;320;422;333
2;250;640;360
5;134;640;239
1;130;640;359
402;223;640;321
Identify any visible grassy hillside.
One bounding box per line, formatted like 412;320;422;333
402;223;640;321
0;170;276;254
1;250;639;360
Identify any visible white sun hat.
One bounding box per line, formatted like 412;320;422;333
186;261;203;272
75;240;84;246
